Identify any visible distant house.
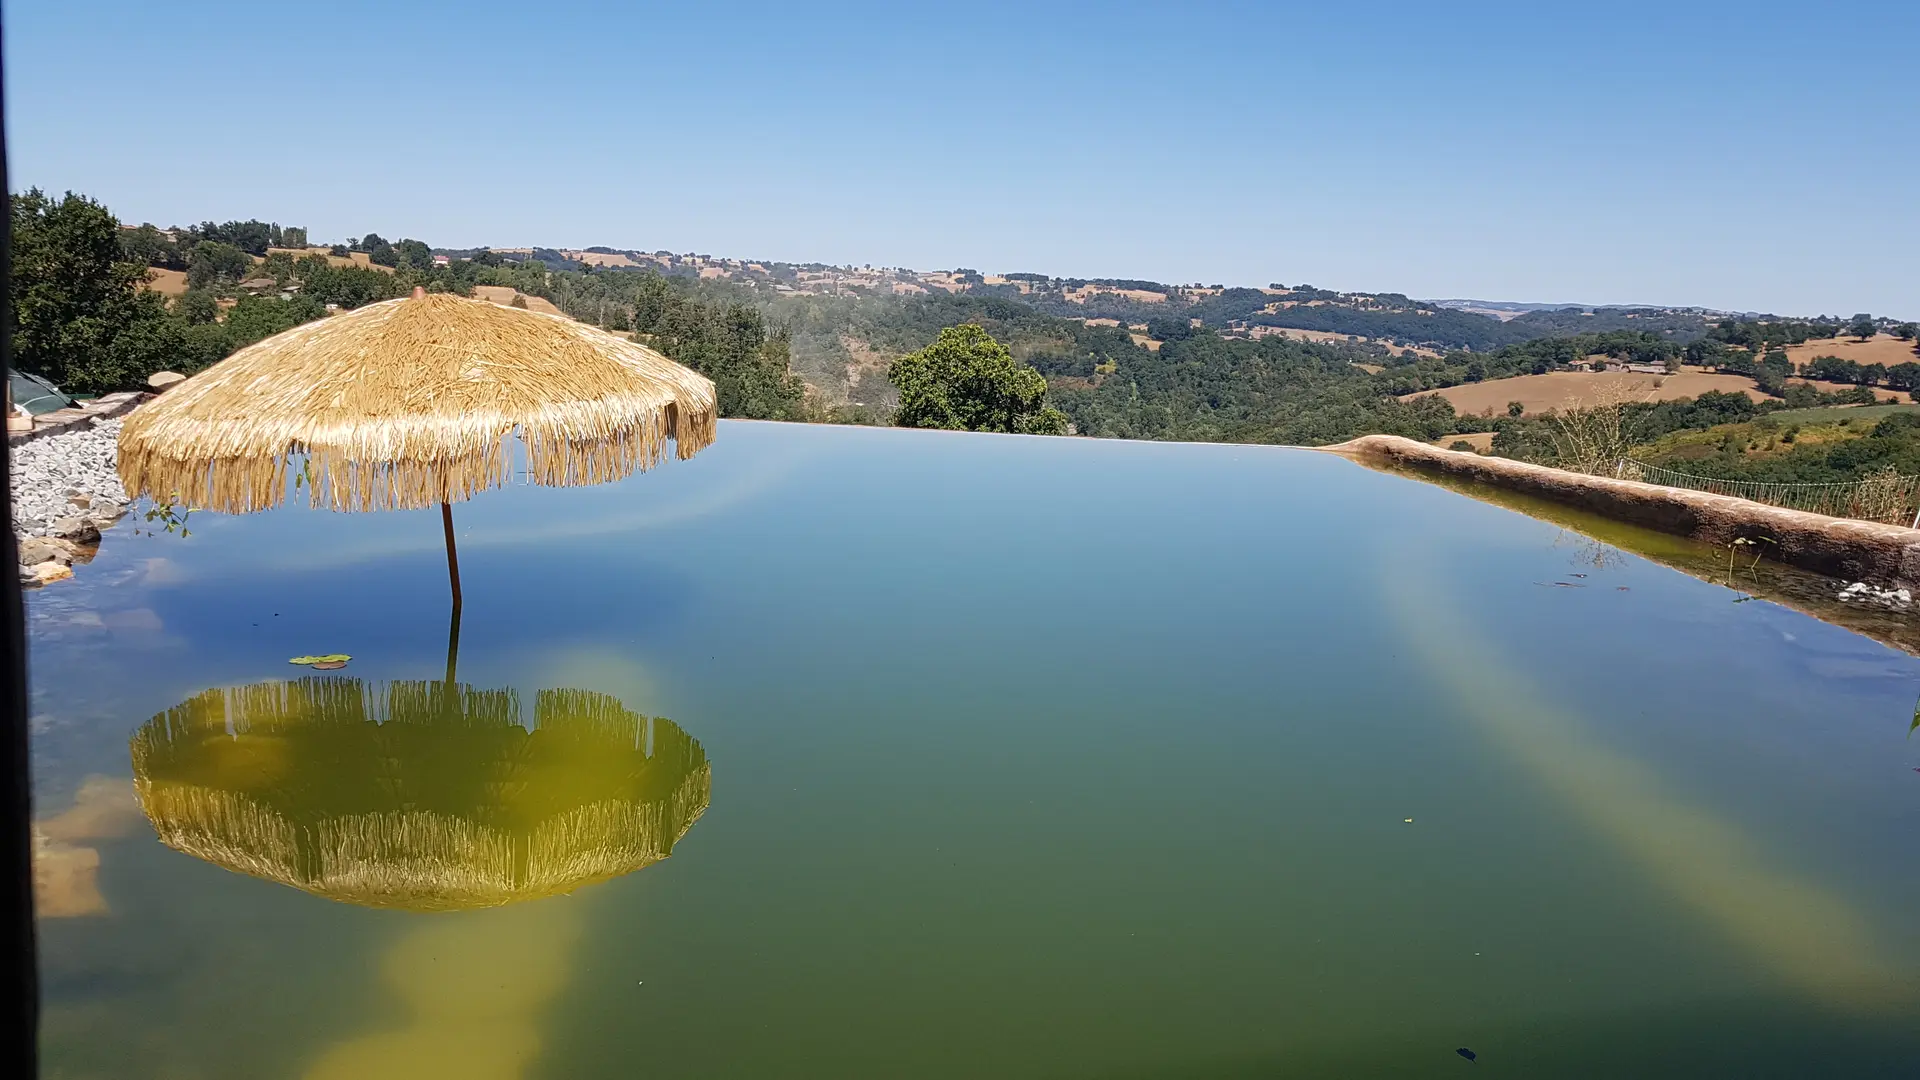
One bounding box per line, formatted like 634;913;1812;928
236;277;279;294
433;255;450;268
1624;363;1668;375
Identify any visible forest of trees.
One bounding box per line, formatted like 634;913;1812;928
1050;332;1469;444
5;192;351;392
7;193;818;419
493;264;1919;462
1498;307;1714;339
623;273;808;420
13;190;1915;482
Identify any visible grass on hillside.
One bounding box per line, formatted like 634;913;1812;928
1766;402;1920;425
1633;419;1869;464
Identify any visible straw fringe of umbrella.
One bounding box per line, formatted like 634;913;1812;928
131;677;711;911
117;292;718;515
136;781;712;912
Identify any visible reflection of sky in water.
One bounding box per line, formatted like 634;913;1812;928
29;421;1920;1078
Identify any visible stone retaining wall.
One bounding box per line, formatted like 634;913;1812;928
7;391;149;444
1329;435;1920;588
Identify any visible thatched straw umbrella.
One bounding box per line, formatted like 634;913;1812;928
130;677;711;911
117;290;717;638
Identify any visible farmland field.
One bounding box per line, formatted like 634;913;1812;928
1403;370;1769;416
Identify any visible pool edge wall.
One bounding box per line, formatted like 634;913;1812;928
1328;435;1920;589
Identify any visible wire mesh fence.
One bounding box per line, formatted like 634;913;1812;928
1615;458;1920;526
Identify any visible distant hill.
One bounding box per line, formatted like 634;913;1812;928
1430;299;1590;321
1504;307;1714;341
79;191;1911;466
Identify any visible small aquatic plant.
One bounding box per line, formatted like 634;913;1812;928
1724;535;1775;594
134;491;194;538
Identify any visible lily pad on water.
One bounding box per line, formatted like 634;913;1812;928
289;654;352;666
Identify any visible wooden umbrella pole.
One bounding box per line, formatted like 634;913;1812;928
441;501;462;685
441;502;464;612
445;599;461;687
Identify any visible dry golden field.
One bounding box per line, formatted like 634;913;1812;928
1431;431;1496;451
141;268;189;296
470;285;564;316
1403;371;1772;416
1783;334;1920;369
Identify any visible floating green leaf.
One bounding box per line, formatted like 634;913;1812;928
289;654;352;666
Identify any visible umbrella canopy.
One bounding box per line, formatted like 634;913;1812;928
130;677;711;911
117;291;717;515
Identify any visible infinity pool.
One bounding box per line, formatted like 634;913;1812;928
28;421;1920;1077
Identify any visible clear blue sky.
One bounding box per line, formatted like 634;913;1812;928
7;1;1915;317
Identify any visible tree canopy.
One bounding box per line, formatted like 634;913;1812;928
888;324;1067;435
9;189;185;393
629;275;809;421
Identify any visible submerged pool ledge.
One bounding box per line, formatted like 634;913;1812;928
1330;435;1920;590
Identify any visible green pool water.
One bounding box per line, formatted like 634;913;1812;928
27;421;1920;1078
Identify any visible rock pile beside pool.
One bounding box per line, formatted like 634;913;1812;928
11;416;135;587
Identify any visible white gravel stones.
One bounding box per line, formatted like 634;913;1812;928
1837;580;1912;609
10;417;130;541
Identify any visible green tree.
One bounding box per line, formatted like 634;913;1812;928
393;238;433;270
281;226;308;249
187;240;254;288
1507;400;1525;417
1850;313;1877;340
1145;315;1197;342
1805;355;1860;382
644;296;808;420
888;323;1067;435
259;251;296;285
224;294;326;350
295;256;407;309
173;289;220;325
8;189;186;393
1894;323;1916;342
1684;338;1726;366
119;223;183;268
189;220;275;255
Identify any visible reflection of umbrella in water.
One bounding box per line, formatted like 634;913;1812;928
129;677;710;911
